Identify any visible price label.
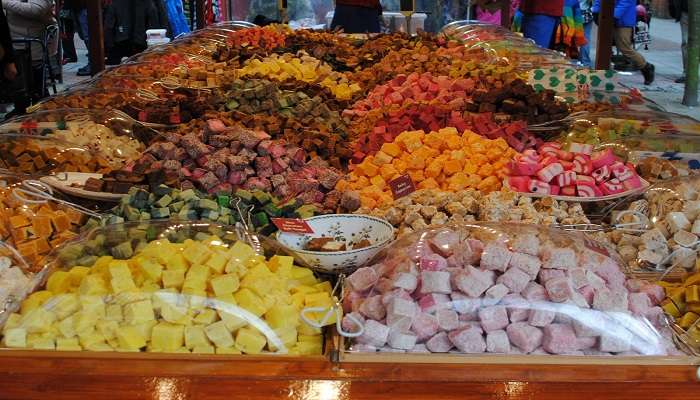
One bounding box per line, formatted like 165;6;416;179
389;174;416;200
272;218;314;234
583;236;610;258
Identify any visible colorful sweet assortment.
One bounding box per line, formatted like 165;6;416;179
0;23;699;364
1;235;332;354
342;226;676;356
506;142;645;198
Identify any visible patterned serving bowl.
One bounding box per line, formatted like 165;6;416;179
276;214;395;274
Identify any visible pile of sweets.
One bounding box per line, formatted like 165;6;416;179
656;270;700;337
0;136;113;176
353;189;591;236
0;255;32;318
101;185;317;236
1;237;333;354
607;178;700;272
341;226;677;355
339;128;518;209
506;142;644;198
227;25;288;51
238;52;361;101
0;183;83;268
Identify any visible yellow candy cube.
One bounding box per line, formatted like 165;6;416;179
3;328;27;348
205;252;228;274
56;337;82;351
204;321;234;348
235;327;267;354
193;309;218;325
47;271;72;294
151;322;185;352
210;274;240;296
233;288;268;317
79;275;108;296
124;300;155;324
116;326;146;351
185;326;211;349
162;270;185;289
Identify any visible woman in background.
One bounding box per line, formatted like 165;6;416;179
331;0;381;33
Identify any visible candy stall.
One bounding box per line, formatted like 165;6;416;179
1;23;699;399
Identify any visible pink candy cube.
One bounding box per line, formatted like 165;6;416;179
480;244;513;272
537;162;564;183
544;277;574;303
600;178;625;195
453;266;492;298
573;154;593;175
411;312;439;342
556;171;577;187
436;308;460;331
592;165;611;184
486;330;511;353
611;161;633;181
393;272;418;292
426;331;453;352
507;322;544;353
358;320;390;347
577;184;603;198
359;295;387;320
528;179;551;195
479;305;510;332
507;176;531;192
528;307;555;327
347;267;379;291
542;324;578;354
591;148;617;169
496;267;531;294
448;326;486;353
420;271;452;295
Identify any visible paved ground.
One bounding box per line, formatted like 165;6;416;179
589;17;698;119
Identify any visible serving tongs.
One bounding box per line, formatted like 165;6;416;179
552;209;650;233
528;111;589;133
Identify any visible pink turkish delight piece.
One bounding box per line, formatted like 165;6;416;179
478;305;509;332
573;154;593;175
501;294;530;323
388;297;418;320
359;295;387;320
511;234;540;256
521;281;547;302
486;330;511;353
420;271;452;295
557;150;574;161
419;254;448;271
639;284;665;305
448;326;486;353
393;272;418;293
374;278;395;294
577;285;595;306
496;267;531;294
541;323;578;354
568;268;589;289
484;283;510;305
480;244;513;272
576;336;597;350
411;312;439;342
556;170;577;187
592;165;611;184
623;174;643;190
528;179;551;195
388;329;418;350
347;267;379;291
428;230;461;257
507;322;543;353
628;292;652;315
436;308;460;331
341;312;365;334
509;160;540;176
452;266;491;297
542;247;577;270
560;185;576;196
544;277;574;303
358;320;390;347
509;252;542;279
538;269;566;283
410;343;430;353
426;331;453;353
508;176;531;192
528;306;556;327
450;292;481;316
600;179;625;195
418;293;451;313
611;161;633;181
387;314;413;332
447;240;483;267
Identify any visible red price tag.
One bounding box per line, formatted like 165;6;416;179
583;236;610;258
272;218;314;234
389;174;416;199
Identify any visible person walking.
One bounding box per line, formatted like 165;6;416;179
579;0;593;67
592;0;655;85
670;0;688;83
519;0;564;48
0;6;16;82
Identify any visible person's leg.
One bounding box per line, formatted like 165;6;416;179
614;26;654;84
580;22;593;67
521;14;558;48
681;12;689;78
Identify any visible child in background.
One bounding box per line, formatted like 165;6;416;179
476;0;520;26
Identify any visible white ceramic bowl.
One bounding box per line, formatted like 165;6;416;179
276;214;395;274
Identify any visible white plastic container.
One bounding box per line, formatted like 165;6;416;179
392;13;407;32
146;29;167;40
147;37;171;47
410;13;427;34
326;11;334;29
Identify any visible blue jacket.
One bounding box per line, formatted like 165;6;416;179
592;0;636;27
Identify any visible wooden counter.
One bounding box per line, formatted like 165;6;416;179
1;351;699;399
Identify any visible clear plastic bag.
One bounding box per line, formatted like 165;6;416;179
341;223;681;356
0;240;39;328
0;220;334;354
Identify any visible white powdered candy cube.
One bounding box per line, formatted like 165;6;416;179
628;292;652;315
436;308;460;331
501;294;530;323
544;277;574;303
542;247;577;270
448;326;486;353
521;281;547;302
486;330;510;353
411;312;439;341
347;267;379;291
538;269;566;283
388;297;417;321
386;314;413;332
478;305;509;332
393;272;418;292
388;329;418;350
585;270;606;290
426;331;453;353
666;212;691;234
453;266;491;297
480;243;513;272
509;252;542;279
542;323;578;354
484;283;509;305
599;333;632;353
496;267;531;294
358;320;390;347
507;322;543;353
450;292;481;316
511;234;540;256
576;336;597;350
342;312;365;334
420;271;452;294
568;268;589;289
410;343;430;353
429;230;460;257
418;293;451;313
